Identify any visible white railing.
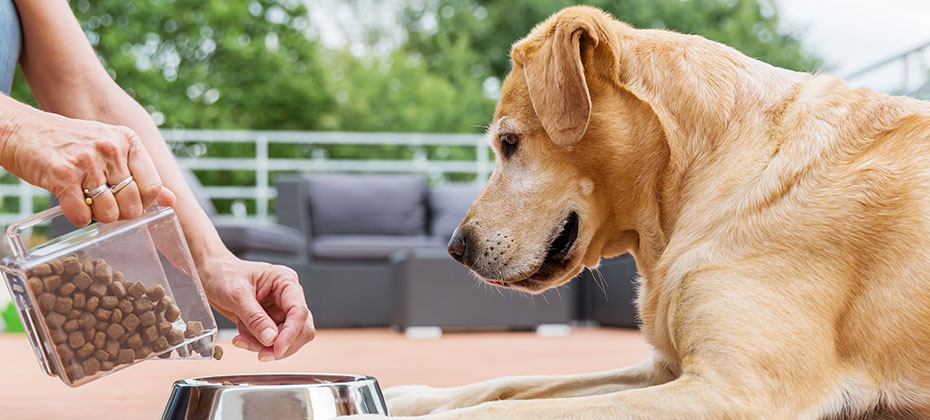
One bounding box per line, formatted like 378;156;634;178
845;39;930;98
0;130;491;226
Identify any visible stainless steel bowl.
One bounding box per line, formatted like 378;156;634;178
160;373;389;420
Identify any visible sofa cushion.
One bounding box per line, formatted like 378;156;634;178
215;221;307;256
305;174;427;236
428;184;482;242
313;235;444;260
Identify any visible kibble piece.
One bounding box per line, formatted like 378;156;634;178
80;254;94;274
146;285;166;302
118;299;133;315
184;321;204;338
79;312;96;330
133;296;153;314
72;272;93;291
156;321;172;336
155;296;172;312
105;323;125;340
32;263;52;276
67;309;82;320
42;275;61;293
104;341;120;358
81;358;100;376
82;328;96;342
122;313;140;331
213;345;224;360
116;349;134;365
63;319;79;333
92;349;108;362
49;258;64;275
49;327;68;345
134;346;152;359
65;364;84;382
53;296;73;314
45;312;66;328
94;308;112;321
76;342;94;359
127;282;146;299
37;293;56;314
95;321;108;331
139;311;156;327
118;331;132;344
88;282;107;298
110;308;123;324
100;360;114;371
152;336;170;353
72;293;86;309
165;304;181;322
85;296;99;312
110;281;127;298
113;271;124;283
27;277;43;295
126;333;143;350
141;325;158;343
97;295;116;309
62;256;81;275
58;282;76;296
166;329;184;346
67;331;85;349
57;343;74;361
93;259;113;283
93;331;106;349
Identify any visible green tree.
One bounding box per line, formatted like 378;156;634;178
12;0;334;130
398;0;821;95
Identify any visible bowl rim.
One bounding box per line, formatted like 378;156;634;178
174;373;379;388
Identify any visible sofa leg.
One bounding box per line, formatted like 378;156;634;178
536;323;571;337
404;326;443;339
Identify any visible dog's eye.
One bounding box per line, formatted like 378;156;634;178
499;133;519;158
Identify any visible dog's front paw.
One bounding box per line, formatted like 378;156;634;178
385;384;456;416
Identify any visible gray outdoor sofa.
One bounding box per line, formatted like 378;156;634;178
275;173;579;329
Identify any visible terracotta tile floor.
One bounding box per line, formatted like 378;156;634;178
0;327;650;420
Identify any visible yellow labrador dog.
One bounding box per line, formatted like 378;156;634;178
356;6;930;420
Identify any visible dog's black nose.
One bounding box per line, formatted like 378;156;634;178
448;231;468;264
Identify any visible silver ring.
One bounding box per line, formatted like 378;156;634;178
109;175;135;194
84;184;108;199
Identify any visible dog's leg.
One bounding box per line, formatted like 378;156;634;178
385;355;675;416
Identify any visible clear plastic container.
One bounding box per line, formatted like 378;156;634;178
1;205;217;387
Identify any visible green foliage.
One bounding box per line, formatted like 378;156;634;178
399;0;821;86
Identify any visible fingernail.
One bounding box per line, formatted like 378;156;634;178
259;353;275;363
232;338;249;350
259;328;277;346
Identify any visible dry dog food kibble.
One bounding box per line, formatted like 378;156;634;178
26;255;212;383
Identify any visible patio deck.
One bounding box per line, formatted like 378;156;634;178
0;327;649;419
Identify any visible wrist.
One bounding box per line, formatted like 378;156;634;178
0;95;29;170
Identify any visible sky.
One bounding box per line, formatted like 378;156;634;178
775;0;930;93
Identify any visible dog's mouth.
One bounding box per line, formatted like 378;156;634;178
489;211;579;289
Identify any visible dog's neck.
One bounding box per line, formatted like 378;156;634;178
609;25;805;272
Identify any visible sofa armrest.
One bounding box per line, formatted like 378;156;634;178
275;174;314;248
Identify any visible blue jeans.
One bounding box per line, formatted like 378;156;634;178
0;0;21;95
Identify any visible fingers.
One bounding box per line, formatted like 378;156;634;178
273;280;314;359
59;185;93;226
230;286;280;349
124;132;163;209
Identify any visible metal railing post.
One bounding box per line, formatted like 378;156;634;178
256;134;269;222
476;141;490;183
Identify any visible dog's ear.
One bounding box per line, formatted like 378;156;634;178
521;16;599;147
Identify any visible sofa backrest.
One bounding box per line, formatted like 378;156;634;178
305;173;427;236
428;183;482;242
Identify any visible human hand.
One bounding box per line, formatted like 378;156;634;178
199;253;315;361
0;105;175;226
